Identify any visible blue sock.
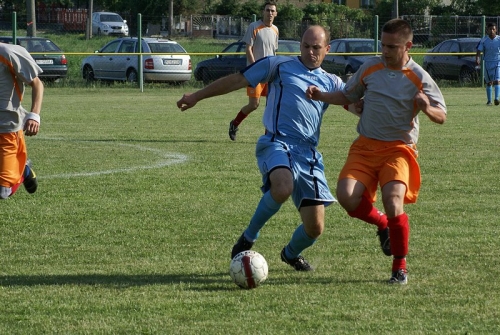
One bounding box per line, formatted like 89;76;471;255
487;86;492;102
23;164;31;178
495;85;500;100
284;224;316;259
244;191;281;241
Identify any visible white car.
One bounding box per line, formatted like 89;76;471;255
92;12;129;36
81;37;192;83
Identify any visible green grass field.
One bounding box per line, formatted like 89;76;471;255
1;86;499;334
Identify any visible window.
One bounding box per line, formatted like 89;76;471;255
119;41;135;53
449;42;459;53
360;0;375;8
437;41;452;53
100;40;121;53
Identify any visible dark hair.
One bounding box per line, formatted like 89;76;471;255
382;19;413;41
263;1;277;9
487;22;497;29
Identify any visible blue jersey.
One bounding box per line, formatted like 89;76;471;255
477;35;500;63
241;56;345;146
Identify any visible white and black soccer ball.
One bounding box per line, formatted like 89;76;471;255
229;250;268;289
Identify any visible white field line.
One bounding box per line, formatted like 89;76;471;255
37;138;188;179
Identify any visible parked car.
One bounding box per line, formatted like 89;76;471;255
81;37;192;83
194;40;300;84
92;12;129;36
322;38;381;77
0;36;68;81
422;38;480;84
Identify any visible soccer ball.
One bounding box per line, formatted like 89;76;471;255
229;250;268;289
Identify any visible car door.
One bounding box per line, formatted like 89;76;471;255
433;41;451;78
216;42;246;78
93;40;121;79
110;39;136;80
323;40;345;75
445;41;460;79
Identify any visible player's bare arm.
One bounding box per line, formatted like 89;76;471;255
306;85;351;105
24;77;43;136
177;73;250;111
414;90;446;124
246;45;256;64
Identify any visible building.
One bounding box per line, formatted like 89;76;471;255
280;0;375;9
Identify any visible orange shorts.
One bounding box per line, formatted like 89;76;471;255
247;83;268;98
0;130;27;188
338;135;421;204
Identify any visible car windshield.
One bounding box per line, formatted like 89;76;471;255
100;14;123;22
148;42;185;53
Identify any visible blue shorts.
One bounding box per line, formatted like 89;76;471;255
255;133;336;209
484;61;500;82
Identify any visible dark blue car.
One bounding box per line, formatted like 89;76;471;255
194;40;300;84
422;38;480;84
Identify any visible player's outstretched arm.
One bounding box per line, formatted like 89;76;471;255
305;85;351;105
177;73;250;111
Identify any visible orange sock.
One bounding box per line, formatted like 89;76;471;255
347;196;388;230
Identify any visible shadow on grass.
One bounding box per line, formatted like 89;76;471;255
0;273;232;290
0;272;384;288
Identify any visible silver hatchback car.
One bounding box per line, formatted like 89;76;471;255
81;37;192;83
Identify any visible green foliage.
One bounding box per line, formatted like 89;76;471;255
477;0;500;14
303;2;367;21
276;1;304;22
239;0;262;20
214;0;241;16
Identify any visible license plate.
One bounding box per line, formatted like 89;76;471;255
163;59;181;65
36;59;53;64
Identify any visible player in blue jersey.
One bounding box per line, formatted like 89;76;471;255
476;22;500;106
177;25;352;271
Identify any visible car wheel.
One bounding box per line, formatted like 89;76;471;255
200;68;210;84
126;69;138;82
83;65;95;81
459;67;474;84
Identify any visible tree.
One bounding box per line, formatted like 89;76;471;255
275;1;304;23
214;0;240;16
477;0;500;14
238;0;261;19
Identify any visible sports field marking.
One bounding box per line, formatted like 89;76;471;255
37;138;188;179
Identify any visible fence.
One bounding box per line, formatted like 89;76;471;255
0;12;493;88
